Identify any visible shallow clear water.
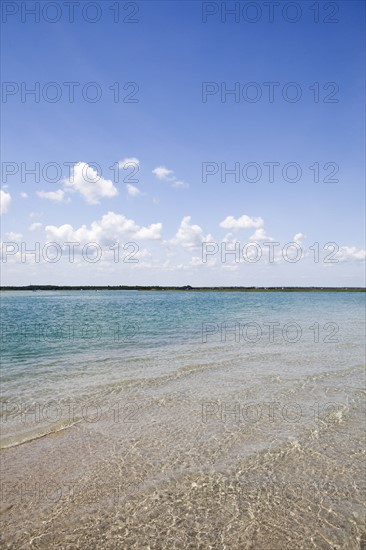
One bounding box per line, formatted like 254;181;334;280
1;291;365;548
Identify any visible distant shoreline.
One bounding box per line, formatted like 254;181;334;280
1;286;365;292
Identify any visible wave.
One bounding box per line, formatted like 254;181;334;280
0;418;82;450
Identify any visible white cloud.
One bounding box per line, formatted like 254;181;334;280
36;189;70;203
5;232;22;240
45;211;162;244
118;157;140;169
222;232;234;243
172;180;189;189
63;162;118;204
293;232;305;244
152;166;189;189
0;190;11;214
152;166;174;180
29;211;42;219
219;215;264;230
29;222;43;231
126;184;142;197
339;246;366;261
45;224;74;242
135;223;162;240
20;192;28;199
171;216;213;250
249;228;273;241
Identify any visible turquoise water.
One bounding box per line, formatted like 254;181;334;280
1;291;365;548
1;291;365;445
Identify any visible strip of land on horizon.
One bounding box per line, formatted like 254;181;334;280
1;286;365;292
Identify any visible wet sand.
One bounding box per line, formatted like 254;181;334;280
1;375;365;549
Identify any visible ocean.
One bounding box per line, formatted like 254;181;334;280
1;290;365;548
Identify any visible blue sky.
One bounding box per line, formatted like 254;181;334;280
1;0;365;286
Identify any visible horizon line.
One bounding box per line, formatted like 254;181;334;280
1;285;365;292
